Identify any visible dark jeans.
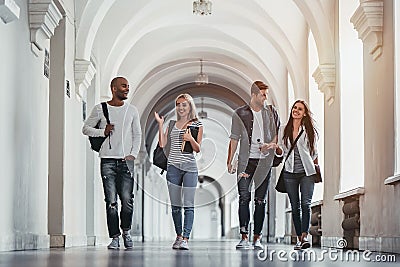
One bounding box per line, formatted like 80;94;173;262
166;164;198;239
283;171;314;236
100;158;134;238
237;158;271;236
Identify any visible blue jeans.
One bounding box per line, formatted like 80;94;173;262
166;164;198;239
283;171;315;236
237;159;271;235
100;158;134;238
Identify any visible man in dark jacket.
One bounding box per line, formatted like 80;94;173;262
227;81;280;249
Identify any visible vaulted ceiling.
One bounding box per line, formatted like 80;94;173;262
74;0;335;153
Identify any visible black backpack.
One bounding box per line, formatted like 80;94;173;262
152;120;175;174
89;102;110;152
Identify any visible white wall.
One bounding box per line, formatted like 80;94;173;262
143;169;175;241
0;1;50;251
192;189;221;239
339;0;364;192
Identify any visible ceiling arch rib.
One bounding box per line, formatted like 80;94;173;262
133;60;251;93
121;40;280;87
118;34;261;86
128;56;281;113
102;30;289;111
90;2;306;98
293;0;336;103
75;0;332;107
293;0;335;64
130;64;252;115
75;0;116;60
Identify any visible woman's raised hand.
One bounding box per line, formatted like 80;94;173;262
154;112;164;124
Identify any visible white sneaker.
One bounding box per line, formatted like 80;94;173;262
122;234;133;249
172;236;183;249
179;240;189;250
294;241;302;250
236;239;250;249
107;237;120;249
253;238;263;250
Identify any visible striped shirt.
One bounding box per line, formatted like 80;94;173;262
168;120;203;172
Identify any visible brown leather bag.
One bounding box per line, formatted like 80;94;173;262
314;164;323;183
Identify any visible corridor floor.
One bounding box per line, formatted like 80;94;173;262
0;240;397;267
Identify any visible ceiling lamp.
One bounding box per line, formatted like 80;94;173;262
193;0;212;15
195;59;208;85
198;97;208;119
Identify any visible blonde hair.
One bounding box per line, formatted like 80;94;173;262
175;93;198;121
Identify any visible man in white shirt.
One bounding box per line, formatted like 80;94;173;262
82;77;142;249
227;81;280;250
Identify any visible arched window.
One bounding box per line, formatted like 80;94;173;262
339;0;364;191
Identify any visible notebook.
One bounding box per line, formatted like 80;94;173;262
181;125;199;153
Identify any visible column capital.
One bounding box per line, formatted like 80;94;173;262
0;0;20;23
350;0;383;61
312;64;336;105
74;59;96;99
29;0;62;51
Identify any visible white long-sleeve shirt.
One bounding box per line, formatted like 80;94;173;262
82;102;142;159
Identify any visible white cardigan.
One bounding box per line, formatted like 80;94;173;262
277;125;318;176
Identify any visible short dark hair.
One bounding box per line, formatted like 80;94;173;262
110;76;126;89
251;80;268;95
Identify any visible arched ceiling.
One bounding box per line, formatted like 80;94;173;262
76;0;335;114
75;0;335;166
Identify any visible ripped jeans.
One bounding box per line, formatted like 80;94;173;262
237;158;271;236
100;158;134;238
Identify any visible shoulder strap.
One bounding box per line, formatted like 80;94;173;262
167;120;175;135
101;102;110;124
163;120;176;156
284;129;304;163
268;105;280;134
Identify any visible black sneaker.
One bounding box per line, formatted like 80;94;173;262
301;238;311;249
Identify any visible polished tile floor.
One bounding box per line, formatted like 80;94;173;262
0;240;397;267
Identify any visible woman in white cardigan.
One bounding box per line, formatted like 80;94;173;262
275;100;319;250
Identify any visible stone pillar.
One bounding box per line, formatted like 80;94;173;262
48;14;65;248
352;0;398;253
313;62;343;248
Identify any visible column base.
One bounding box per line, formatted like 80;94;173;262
0;232;49;252
359;236;400;253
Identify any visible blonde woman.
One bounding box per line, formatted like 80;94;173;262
154;93;203;250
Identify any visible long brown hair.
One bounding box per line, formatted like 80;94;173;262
283;100;318;153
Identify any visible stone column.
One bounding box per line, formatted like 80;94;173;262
313;63;343;248
352;0;398;253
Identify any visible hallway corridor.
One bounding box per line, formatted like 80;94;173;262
0;0;399;257
0;240;397;267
